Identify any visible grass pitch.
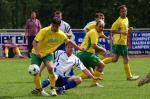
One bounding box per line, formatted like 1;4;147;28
0;58;150;99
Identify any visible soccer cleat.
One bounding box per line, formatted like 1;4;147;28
19;55;24;58
90;83;104;88
127;75;139;81
50;89;57;96
31;88;49;96
56;87;65;95
138;73;150;86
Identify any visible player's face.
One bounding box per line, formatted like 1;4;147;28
96;22;104;32
120;7;127;18
51;24;60;32
66;43;74;56
54;14;62;20
95;16;105;22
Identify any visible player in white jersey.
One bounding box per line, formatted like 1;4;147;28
41;43;101;94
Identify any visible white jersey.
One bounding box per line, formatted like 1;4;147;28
59;20;75;41
53;50;86;77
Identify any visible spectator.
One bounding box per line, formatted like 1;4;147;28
3;38;23;58
25;11;41;58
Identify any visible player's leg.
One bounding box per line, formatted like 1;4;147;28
57;76;82;94
121;45;139;81
43;54;57;96
15;46;23;58
30;53;49;96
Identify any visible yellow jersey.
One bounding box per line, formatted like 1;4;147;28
80;29;103;54
111;17;129;45
32;26;70;57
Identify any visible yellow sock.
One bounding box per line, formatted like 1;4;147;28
48;73;56;88
98;54;105;60
91;70;101;84
4;47;9;57
15;47;21;56
124;64;132;78
78;72;89;79
33;74;41;89
102;57;112;64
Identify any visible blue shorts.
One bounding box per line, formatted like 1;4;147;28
56;76;69;87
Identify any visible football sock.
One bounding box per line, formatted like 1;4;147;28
63;80;77;90
98;54;105;60
48;73;56;89
102;57;113;64
4;47;8;57
33;74;41;89
78;72;88;79
124;64;132;78
91;70;101;84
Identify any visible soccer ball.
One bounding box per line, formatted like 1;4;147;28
28;64;40;76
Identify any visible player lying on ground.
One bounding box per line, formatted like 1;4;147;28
40;43;102;94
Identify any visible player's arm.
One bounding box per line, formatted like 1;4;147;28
67;41;85;51
82;69;102;80
91;44;106;53
32;40;41;58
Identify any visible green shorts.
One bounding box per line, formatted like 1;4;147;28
31;53;54;66
112;45;128;56
77;51;100;69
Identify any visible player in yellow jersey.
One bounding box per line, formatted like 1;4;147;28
102;5;139;81
83;12;110;60
77;20;106;87
30;17;84;96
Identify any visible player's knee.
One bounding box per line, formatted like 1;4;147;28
47;66;53;73
74;77;82;84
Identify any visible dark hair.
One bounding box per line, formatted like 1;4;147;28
54;11;62;15
119;5;127;10
95;12;104;18
51;17;61;25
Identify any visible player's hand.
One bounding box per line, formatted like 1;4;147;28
128;27;133;33
35;51;42;58
107;36;111;40
78;47;85;51
121;31;127;35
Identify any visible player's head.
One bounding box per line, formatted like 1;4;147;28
31;11;36;19
119;5;127;18
51;17;61;32
65;43;74;56
96;20;105;32
95;12;105;22
54;11;62;20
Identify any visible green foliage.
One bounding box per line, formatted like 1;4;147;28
0;0;150;28
0;58;150;99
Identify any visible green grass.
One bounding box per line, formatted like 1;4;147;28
0;58;150;99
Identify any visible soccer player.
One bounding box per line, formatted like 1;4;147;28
54;11;75;41
41;43;101;94
83;12;110;60
77;20;106;87
138;73;150;86
3;38;23;58
102;5;139;80
30;17;84;96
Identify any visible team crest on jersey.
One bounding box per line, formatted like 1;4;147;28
47;37;60;43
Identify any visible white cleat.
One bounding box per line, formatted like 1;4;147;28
50;89;57;96
127;75;139;81
31;89;49;96
40;90;49;96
